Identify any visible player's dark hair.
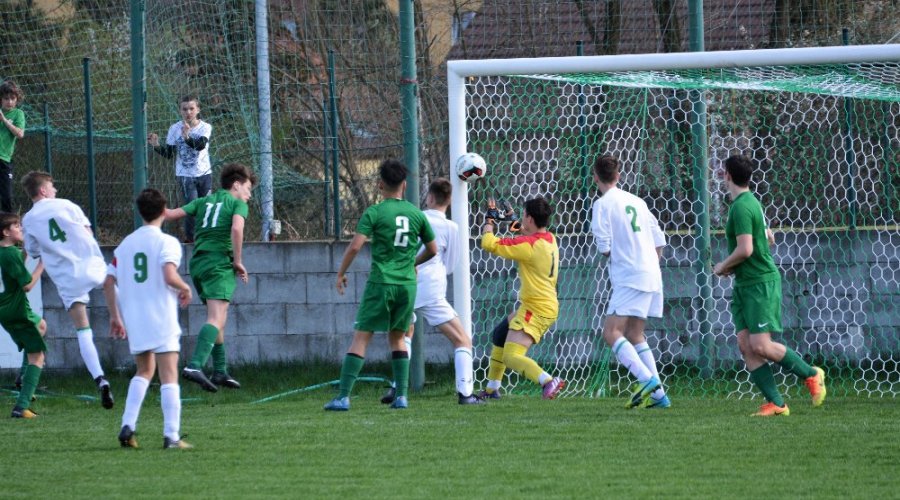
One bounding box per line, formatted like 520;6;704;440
724;154;753;187
379;159;407;188
524;196;552;228
21;171;53;199
0;212;20;236
179;95;199;106
593;155;619;183
428;177;452;206
0;81;24;102
136;188;167;222
220;163;258;190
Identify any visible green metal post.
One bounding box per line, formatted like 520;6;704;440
43;103;52;175
883;101;895;222
83;58;98;231
327;50;340;240
688;0;714;377
322;96;331;236
130;0;147;229
399;0;424;392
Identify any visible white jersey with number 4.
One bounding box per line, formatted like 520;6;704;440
591;187;666;292
109;225;183;353
22;198;107;302
415;209;460;308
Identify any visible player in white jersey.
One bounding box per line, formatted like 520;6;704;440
104;189;193;449
21;171;114;409
591;155;670;409
381;178;482;405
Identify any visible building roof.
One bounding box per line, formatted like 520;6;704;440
448;0;776;61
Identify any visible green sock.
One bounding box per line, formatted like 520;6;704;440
212;343;227;373
391;351;410;398
16;364;41;410
750;363;785;407
189;324;219;370
338;354;365;398
776;348;816;378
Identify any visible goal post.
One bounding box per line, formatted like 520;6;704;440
447;44;900;398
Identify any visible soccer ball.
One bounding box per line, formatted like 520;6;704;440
456;152;487;182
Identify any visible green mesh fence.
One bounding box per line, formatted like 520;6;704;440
3;1;900;243
461;61;899;398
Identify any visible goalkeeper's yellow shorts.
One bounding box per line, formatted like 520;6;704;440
510;306;557;344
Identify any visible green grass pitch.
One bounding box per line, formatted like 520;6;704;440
0;363;896;498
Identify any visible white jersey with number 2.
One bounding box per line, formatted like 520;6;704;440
22;198;107;301
591;187;666;292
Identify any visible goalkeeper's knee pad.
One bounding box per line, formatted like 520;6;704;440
492;317;510;347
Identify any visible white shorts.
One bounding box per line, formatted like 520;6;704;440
411;299;458;327
129;334;181;356
58;256;107;310
606;286;663;319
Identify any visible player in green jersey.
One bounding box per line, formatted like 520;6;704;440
324;159;437;411
713;155;826;416
0;213;46;418
165;163;257;392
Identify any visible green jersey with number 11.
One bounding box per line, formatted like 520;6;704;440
356;198;434;285
183;189;249;255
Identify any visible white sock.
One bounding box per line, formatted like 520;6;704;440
487;379;502;392
161;383;181;442
612;337;652;383
538;372;553;385
121;376;150;430
635;341;665;399
454;347;474;396
76;327;104;379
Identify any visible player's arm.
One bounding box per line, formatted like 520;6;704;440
713;234;753;277
766;228;775;247
164;208;187;221
0;111;24;139
649;210;667;259
415;239;437;267
480;228;534;262
184;136;208;151
162;262;192;307
590;201;612;257
336;233;367;295
231;214;248;283
23;259;44;293
102;274;127;339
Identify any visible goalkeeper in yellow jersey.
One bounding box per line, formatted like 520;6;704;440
477;196;565;399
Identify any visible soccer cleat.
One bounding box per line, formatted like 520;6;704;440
805;366;827;407
541;378;566;400
211;372;241;389
118;425;139;448
476;389;502;400
380;386;396;404
752;402;790;417
163;437;194;449
10;406;37;418
324;396;350;411
627;377;661;409
644;394;672;409
96;377;115;409
389;396;409;409
458;392;485;405
182;368;218;393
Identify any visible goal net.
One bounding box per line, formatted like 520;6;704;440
447;45;900;399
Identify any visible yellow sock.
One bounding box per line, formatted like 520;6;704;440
502;342;544;384
486;345;506;390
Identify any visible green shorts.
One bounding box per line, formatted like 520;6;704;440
731;278;783;334
190;252;236;303
1;308;46;353
354;282;416;333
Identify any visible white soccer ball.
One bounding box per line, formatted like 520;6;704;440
456;152;487;182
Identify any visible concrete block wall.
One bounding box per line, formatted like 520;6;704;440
41;242;461;371
39;230;900;371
